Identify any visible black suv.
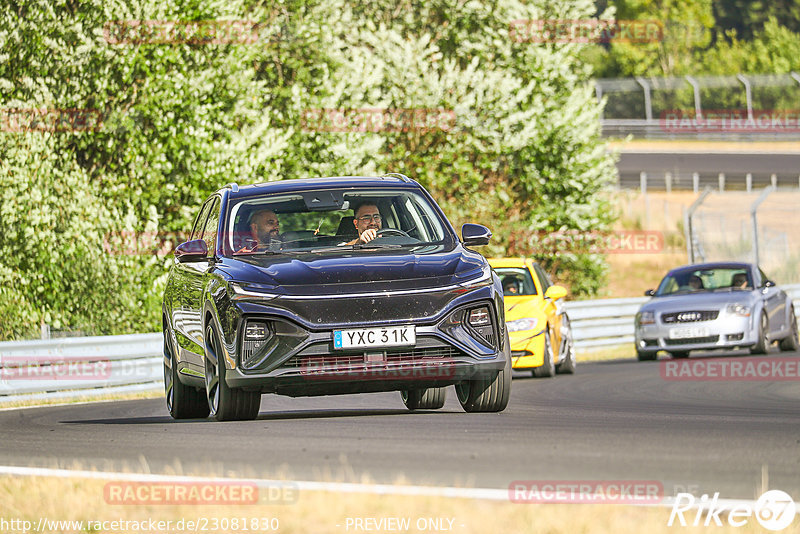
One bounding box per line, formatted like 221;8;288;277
162;174;510;420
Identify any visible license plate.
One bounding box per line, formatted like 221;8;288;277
333;326;416;350
669;327;710;339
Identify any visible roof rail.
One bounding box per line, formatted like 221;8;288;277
381;173;412;183
224;182;240;192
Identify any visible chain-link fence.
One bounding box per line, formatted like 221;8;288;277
597;73;800;139
687;191;800;283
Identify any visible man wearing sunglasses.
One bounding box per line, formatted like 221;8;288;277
346;202;382;245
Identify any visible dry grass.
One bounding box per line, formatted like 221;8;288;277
0;389;161;410
0;474;787;534
608;139;800;153
576;344;636;362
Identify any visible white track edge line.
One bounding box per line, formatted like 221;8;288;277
0;465;764;508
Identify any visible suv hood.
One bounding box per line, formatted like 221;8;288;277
221;246;487;294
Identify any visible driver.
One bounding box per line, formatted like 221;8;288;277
346;202;382;245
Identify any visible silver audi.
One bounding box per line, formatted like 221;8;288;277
635;262;798;360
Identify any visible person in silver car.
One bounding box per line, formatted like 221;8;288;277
635;262;799;360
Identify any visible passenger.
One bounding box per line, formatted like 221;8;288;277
239;209;281;252
504;281;520;295
346;202;382;245
688;275;703;291
731;272;749;289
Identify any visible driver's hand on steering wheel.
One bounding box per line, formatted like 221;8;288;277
358;228;378;244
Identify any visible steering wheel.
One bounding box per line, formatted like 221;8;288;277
376;228;410;238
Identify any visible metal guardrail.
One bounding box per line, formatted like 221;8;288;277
0;333;162;403
1;286;798;403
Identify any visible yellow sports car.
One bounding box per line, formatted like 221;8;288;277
488;258;575;377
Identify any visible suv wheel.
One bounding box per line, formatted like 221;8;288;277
455;332;511;412
204;323;260;421
401;388;446;410
164;326;209;420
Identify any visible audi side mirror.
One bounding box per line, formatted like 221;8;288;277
462;223;492;246
175;239;209;263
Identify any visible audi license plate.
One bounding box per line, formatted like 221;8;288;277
333;326;416;350
669;327;709;339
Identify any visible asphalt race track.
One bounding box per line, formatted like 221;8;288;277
2;350;799;501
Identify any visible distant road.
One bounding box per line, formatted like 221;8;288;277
616;151;800;190
2;351;799;500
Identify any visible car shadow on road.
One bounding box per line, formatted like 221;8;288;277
60;408;456;425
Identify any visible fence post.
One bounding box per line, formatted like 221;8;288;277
692;172;699;193
746;173;752;192
718;172;725;192
771;174;777;188
686;188;711;263
665;172;672;193
737;74;753;121
686;76;702;119
636;76;653;123
640;171;647;194
751;186;775;267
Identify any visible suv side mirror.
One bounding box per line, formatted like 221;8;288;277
764;280;776;288
544;285;567;301
175;239;209;263
461;223;492;246
644;289;655;296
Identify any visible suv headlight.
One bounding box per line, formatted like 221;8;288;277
726;303;751;317
506;318;539;332
638;311;655;325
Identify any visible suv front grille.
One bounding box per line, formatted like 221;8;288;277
662;311;719;323
284;345;465;370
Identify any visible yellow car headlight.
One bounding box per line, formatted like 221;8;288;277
507;318;538;332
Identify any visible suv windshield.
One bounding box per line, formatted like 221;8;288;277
224;188;448;255
655;267;752;296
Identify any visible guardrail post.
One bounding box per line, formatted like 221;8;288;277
746;173;752;192
771;174;777;188
718;172;725;192
40;323;50;340
640;171;647;194
751;186;775;267
692;172;699;193
665;172;672;193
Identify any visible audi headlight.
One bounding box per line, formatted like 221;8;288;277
506;318;539;332
638;311;655;325
726;303;751;317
